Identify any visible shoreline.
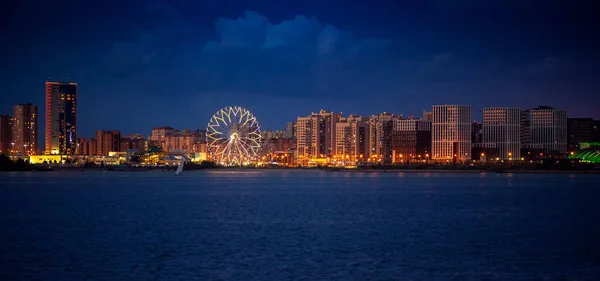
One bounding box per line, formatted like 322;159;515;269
4;166;599;174
331;169;600;174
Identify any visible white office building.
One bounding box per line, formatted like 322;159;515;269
482;107;521;160
432;105;472;161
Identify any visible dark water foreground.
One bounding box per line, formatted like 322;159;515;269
1;171;599;280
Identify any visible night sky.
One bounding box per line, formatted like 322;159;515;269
1;0;598;138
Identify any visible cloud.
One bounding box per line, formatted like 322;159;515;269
204;10;387;56
101;8;598;120
214;11;270;48
264;15;322;48
189;11;396;97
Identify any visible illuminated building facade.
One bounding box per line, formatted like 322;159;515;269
296;116;312;165
368;112;398;164
391;118;432;163
95;130;121;156
164;134;197;153
77;138;97;156
262;130;286;140
521;106;567;154
335;115;369;163
120;133;146;152
482;107;521;160
45;81;77;155
422;111;433;121
285;121;296;139
432;105;472;161
12;103;38;155
148;126;174;149
295;110;341;165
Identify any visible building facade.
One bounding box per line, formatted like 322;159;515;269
12;103;38;155
335;115;369;163
432;105;472;161
164;134;198;153
45;81;77;155
368;112;398;164
296;116;312;165
285;122;296;139
262;130;286;140
120;134;146;152
149;126;174;148
77;138;97;156
423;111;433;122
0;115;12;155
472;121;483;144
95;130;121;156
391;118;432;163
521;106;567;154
482;107;521;160
567;118;600;151
295;110;341;165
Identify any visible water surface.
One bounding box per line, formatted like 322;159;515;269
1;171;599;280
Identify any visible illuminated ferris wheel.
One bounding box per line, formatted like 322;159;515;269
207;106;262;165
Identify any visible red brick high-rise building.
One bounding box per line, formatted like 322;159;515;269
95;130;120;156
0;115;12;155
12;103;38;155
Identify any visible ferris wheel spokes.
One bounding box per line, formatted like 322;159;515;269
207;106;262;165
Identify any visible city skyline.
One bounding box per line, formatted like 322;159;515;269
1;0;599;137
1;95;598;166
0;95;590;152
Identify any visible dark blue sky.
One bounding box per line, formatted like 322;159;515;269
1;0;598;138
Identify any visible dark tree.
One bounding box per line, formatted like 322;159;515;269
0;154;13;171
14;158;28;171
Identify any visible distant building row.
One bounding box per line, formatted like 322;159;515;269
282;106;600;165
0;82;78;156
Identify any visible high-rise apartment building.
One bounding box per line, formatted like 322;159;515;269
285;122;296;139
77;138;97;156
262;130;286;140
391;118;432;163
45;81;77;155
521;106;567;154
295;110;341;165
368;112;399;163
472;121;483;144
0;115;12;155
95;130;121;156
296;116;313;165
149;126;174;148
262;138;295;157
164;134;200;153
120;133;146;152
432;105;472;161
482;107;521;160
423;111;433;122
12;103;38;155
335;115;369;162
567;118;600;151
